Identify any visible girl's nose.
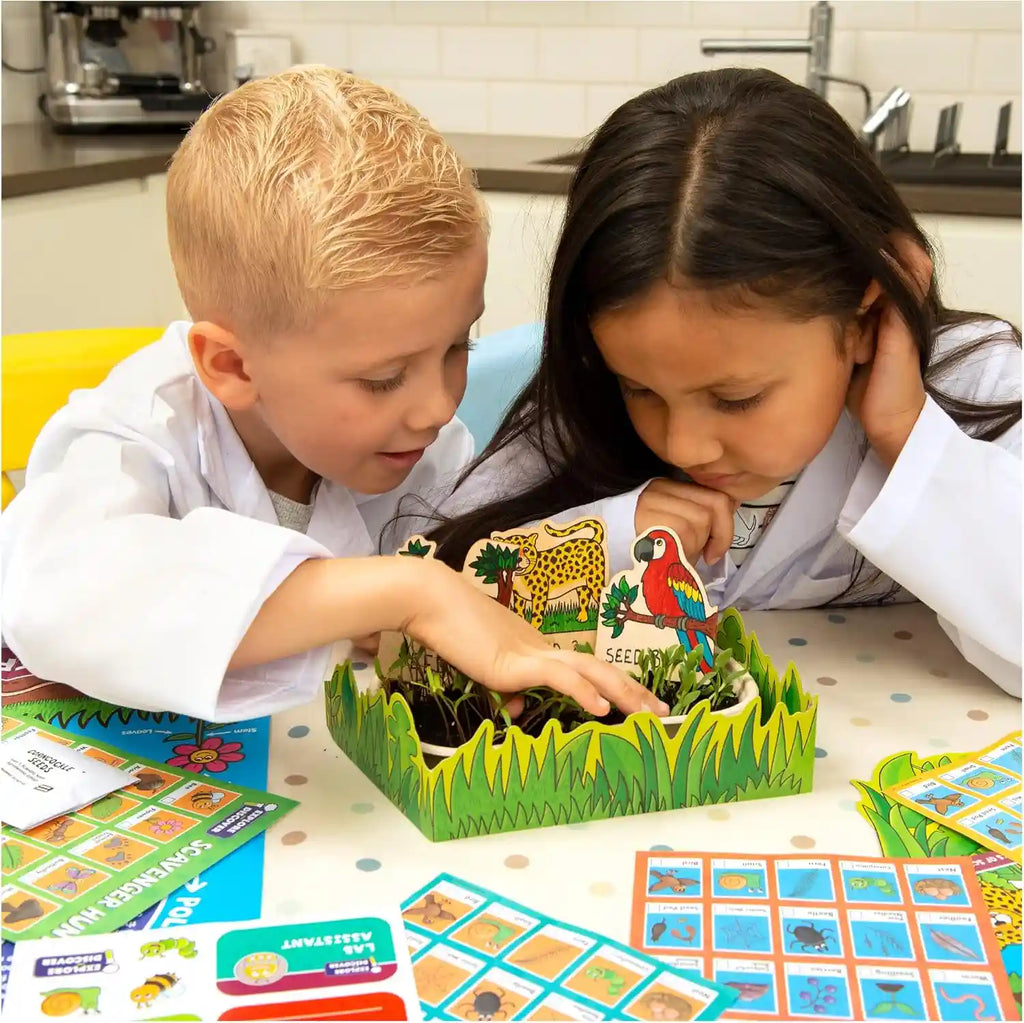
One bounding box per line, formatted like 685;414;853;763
665;409;724;470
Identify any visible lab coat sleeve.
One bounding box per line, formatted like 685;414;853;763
2;426;334;721
839;396;1021;696
435;437;647;571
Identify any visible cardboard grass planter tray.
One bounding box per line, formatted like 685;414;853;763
324;519;818;842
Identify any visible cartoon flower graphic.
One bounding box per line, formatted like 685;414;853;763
168;736;245;774
148;817;184;836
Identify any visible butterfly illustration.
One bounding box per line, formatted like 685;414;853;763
49;866;97;895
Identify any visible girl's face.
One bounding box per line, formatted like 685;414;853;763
591;280;872;502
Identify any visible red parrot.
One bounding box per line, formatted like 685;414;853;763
633;528;714;671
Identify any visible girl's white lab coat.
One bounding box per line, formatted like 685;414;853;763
440;319;1022;698
1;323;473;722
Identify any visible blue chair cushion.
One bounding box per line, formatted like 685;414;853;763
457;322;542;452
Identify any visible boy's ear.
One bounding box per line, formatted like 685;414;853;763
188;322;260;411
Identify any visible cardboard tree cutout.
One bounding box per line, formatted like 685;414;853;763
597;526;718;674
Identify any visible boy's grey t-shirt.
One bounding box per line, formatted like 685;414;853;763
269;490;315;534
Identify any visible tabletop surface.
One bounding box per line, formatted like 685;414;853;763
260;602;1021;944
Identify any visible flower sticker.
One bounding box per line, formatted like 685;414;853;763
168;736;245;774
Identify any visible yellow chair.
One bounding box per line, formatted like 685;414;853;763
2;327;163;509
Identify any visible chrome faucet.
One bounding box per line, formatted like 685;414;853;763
860;86;912;155
700;1;873;120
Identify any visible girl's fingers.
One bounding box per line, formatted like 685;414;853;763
550;650;670;716
523;656;611;716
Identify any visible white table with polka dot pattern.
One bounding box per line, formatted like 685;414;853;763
261;604;1021;944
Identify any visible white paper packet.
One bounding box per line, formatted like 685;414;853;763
0;729;135;831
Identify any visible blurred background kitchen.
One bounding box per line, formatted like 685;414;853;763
2;0;1020;336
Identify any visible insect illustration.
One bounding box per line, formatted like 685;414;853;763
48;866;97;896
404;893;455;926
189;789;225;810
915;791;965;815
849;876;897;897
648;870;698;894
585;966;626;996
40;818;76;844
129;972;180;1008
139;937;198;960
787;922;835;953
452;986;515;1020
925;927;981;960
913;877;962;900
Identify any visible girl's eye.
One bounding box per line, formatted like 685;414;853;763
714;392;764;413
360;371;406;394
620;381;655;400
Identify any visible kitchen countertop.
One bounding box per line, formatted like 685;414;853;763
2;121;1020;218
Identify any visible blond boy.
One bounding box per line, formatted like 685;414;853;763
2;67;660;722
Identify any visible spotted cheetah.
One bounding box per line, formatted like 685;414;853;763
982;879;1022;951
499;518;609;631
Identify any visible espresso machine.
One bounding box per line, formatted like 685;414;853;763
41;2;217;131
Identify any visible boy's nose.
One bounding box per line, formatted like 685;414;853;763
407;379;459;434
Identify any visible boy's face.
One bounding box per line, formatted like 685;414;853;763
243;238;487;495
592;280;869;502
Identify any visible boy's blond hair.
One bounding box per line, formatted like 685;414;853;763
166;65;485;340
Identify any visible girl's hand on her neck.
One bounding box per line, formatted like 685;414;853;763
846;298;927;470
636;479;739;566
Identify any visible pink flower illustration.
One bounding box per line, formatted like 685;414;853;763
168;736;245;774
149;817;184;836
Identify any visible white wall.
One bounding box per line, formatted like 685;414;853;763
3;1;1021;151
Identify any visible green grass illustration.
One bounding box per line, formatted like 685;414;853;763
325;608;817;840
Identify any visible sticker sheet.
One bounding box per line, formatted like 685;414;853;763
1;713;296;943
630;851;1018;1021
401;873;737;1021
971;851;1022;1008
3;909;421;1021
884;732;1022;862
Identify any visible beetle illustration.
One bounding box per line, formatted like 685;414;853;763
453;986;515;1020
787;922;835;953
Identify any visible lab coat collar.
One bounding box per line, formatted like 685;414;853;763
727;410;867;604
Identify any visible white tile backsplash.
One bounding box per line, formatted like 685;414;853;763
4;0;1020;160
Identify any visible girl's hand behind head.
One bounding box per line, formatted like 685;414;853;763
846;238;933;468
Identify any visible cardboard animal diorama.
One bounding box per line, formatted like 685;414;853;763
326;517;817;841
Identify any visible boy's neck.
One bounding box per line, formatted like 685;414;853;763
226;407;318;504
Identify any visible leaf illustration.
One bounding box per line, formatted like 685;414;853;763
2;843;24;870
87;793;124;820
164;732;196;743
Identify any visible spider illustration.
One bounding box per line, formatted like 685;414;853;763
453;986;516;1020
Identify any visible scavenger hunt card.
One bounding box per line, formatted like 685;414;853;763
4;909;420;1020
885;731;1022;863
401;872;736;1020
1;713;296;943
630;851;1018;1021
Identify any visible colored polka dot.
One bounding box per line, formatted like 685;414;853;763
504;855;529;869
894;630;913;641
930;668;949;678
851;717;872;727
838;799;858;812
790;835;816;849
287;725;310;738
815;747;828;759
856;653;875;663
817;676;838;687
967;709;989;721
788;637;807;647
281;831;306;846
589;881;615;897
352;661;369;671
707;807;731;821
284;774;308;786
351;802;375;814
650;844;673;851
828;613;846;624
890;693;912;703
356;858;381;872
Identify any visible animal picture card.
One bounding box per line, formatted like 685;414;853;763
884;732;1022;863
596;526;718;676
3;908;421;1021
630;851;1019;1021
1;713;296;943
970;850;1022;1006
401;873;737;1020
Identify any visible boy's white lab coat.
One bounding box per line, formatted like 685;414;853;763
1;323;473;722
441;319;1022;697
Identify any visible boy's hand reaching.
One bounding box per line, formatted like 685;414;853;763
405;561;670;719
636;478;738;566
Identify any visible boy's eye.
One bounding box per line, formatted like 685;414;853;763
714;392;764;413
360;371;405;394
450;336;476;355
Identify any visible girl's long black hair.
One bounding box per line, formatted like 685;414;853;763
430;69;1020;579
